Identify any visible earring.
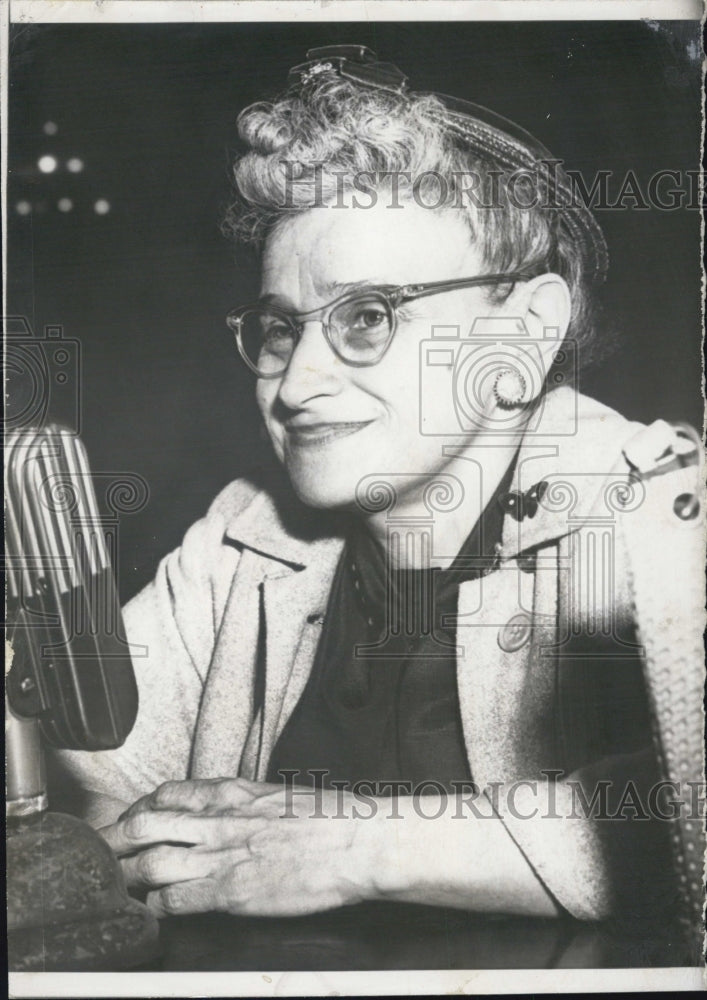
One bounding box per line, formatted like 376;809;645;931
493;368;527;408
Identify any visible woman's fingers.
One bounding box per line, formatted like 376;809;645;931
117;792;155;822
99;808;209;855
145;877;230;917
121;777;269;818
99;805;262;856
114;779;292;832
121;843;213;889
150;778;260;812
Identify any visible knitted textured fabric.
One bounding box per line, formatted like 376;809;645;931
619;433;705;954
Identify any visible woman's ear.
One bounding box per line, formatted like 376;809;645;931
508;272;572;377
520;272;571;334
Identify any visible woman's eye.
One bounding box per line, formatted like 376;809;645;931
351;307;387;330
263;323;292;342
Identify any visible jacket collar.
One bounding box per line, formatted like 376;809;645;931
499;387;642;558
224;389;642;567
223;478;345;569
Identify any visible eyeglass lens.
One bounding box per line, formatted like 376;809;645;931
237;292;395;375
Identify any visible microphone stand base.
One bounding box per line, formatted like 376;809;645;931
7;810;160;971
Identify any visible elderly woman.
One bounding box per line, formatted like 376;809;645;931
52;46;703;937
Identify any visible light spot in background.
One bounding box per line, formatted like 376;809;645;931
58;198;73;213
15;200;32;215
43;121;58;135
67;157;84;173
93;198;111;215
38;155;58;173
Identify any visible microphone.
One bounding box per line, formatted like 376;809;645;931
6;426;159;972
5;425;138;751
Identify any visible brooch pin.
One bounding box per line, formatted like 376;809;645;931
498;481;549;522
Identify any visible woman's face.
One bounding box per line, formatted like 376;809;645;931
256;201;506;510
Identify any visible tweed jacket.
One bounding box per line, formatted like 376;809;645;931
52;388;704;923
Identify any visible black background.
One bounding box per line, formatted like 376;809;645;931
7;20;703;603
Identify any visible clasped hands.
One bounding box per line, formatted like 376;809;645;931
98;777;382;918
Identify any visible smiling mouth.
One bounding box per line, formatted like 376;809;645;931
285;420;375;447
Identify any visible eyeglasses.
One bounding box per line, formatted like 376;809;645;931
227;268;540;378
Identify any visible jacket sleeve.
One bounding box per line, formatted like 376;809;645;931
491;750;671;923
494;425;704;926
46;481;251;822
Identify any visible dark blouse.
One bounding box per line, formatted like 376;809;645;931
266;461;516;793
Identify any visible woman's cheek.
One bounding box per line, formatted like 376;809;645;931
255;392;280;451
264;422;285;462
255;383;271;419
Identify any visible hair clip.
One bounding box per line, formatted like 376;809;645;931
288;45;409;96
298;62;334;85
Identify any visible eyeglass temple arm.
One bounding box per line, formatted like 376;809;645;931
229;267;542;325
393;268;541;305
282;271;534;324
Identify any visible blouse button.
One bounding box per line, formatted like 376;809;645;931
498;613;532;652
674;493;699;520
516;552;537;574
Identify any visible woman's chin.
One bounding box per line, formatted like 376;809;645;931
288;472;358;511
282;445;373;511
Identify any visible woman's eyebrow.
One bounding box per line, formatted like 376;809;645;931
257;292;294;308
322;278;392;295
257;278;394;309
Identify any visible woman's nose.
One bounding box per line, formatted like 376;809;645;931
276;320;344;408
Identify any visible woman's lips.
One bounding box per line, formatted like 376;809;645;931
285;420;375;447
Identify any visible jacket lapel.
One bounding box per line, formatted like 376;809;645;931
190;539;343;782
257;543;343;779
190;547;267;780
499;388;643;559
455;545;560;786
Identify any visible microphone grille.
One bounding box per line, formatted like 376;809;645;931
5;426;111;601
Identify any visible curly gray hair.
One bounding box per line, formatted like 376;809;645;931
224;74;600;363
